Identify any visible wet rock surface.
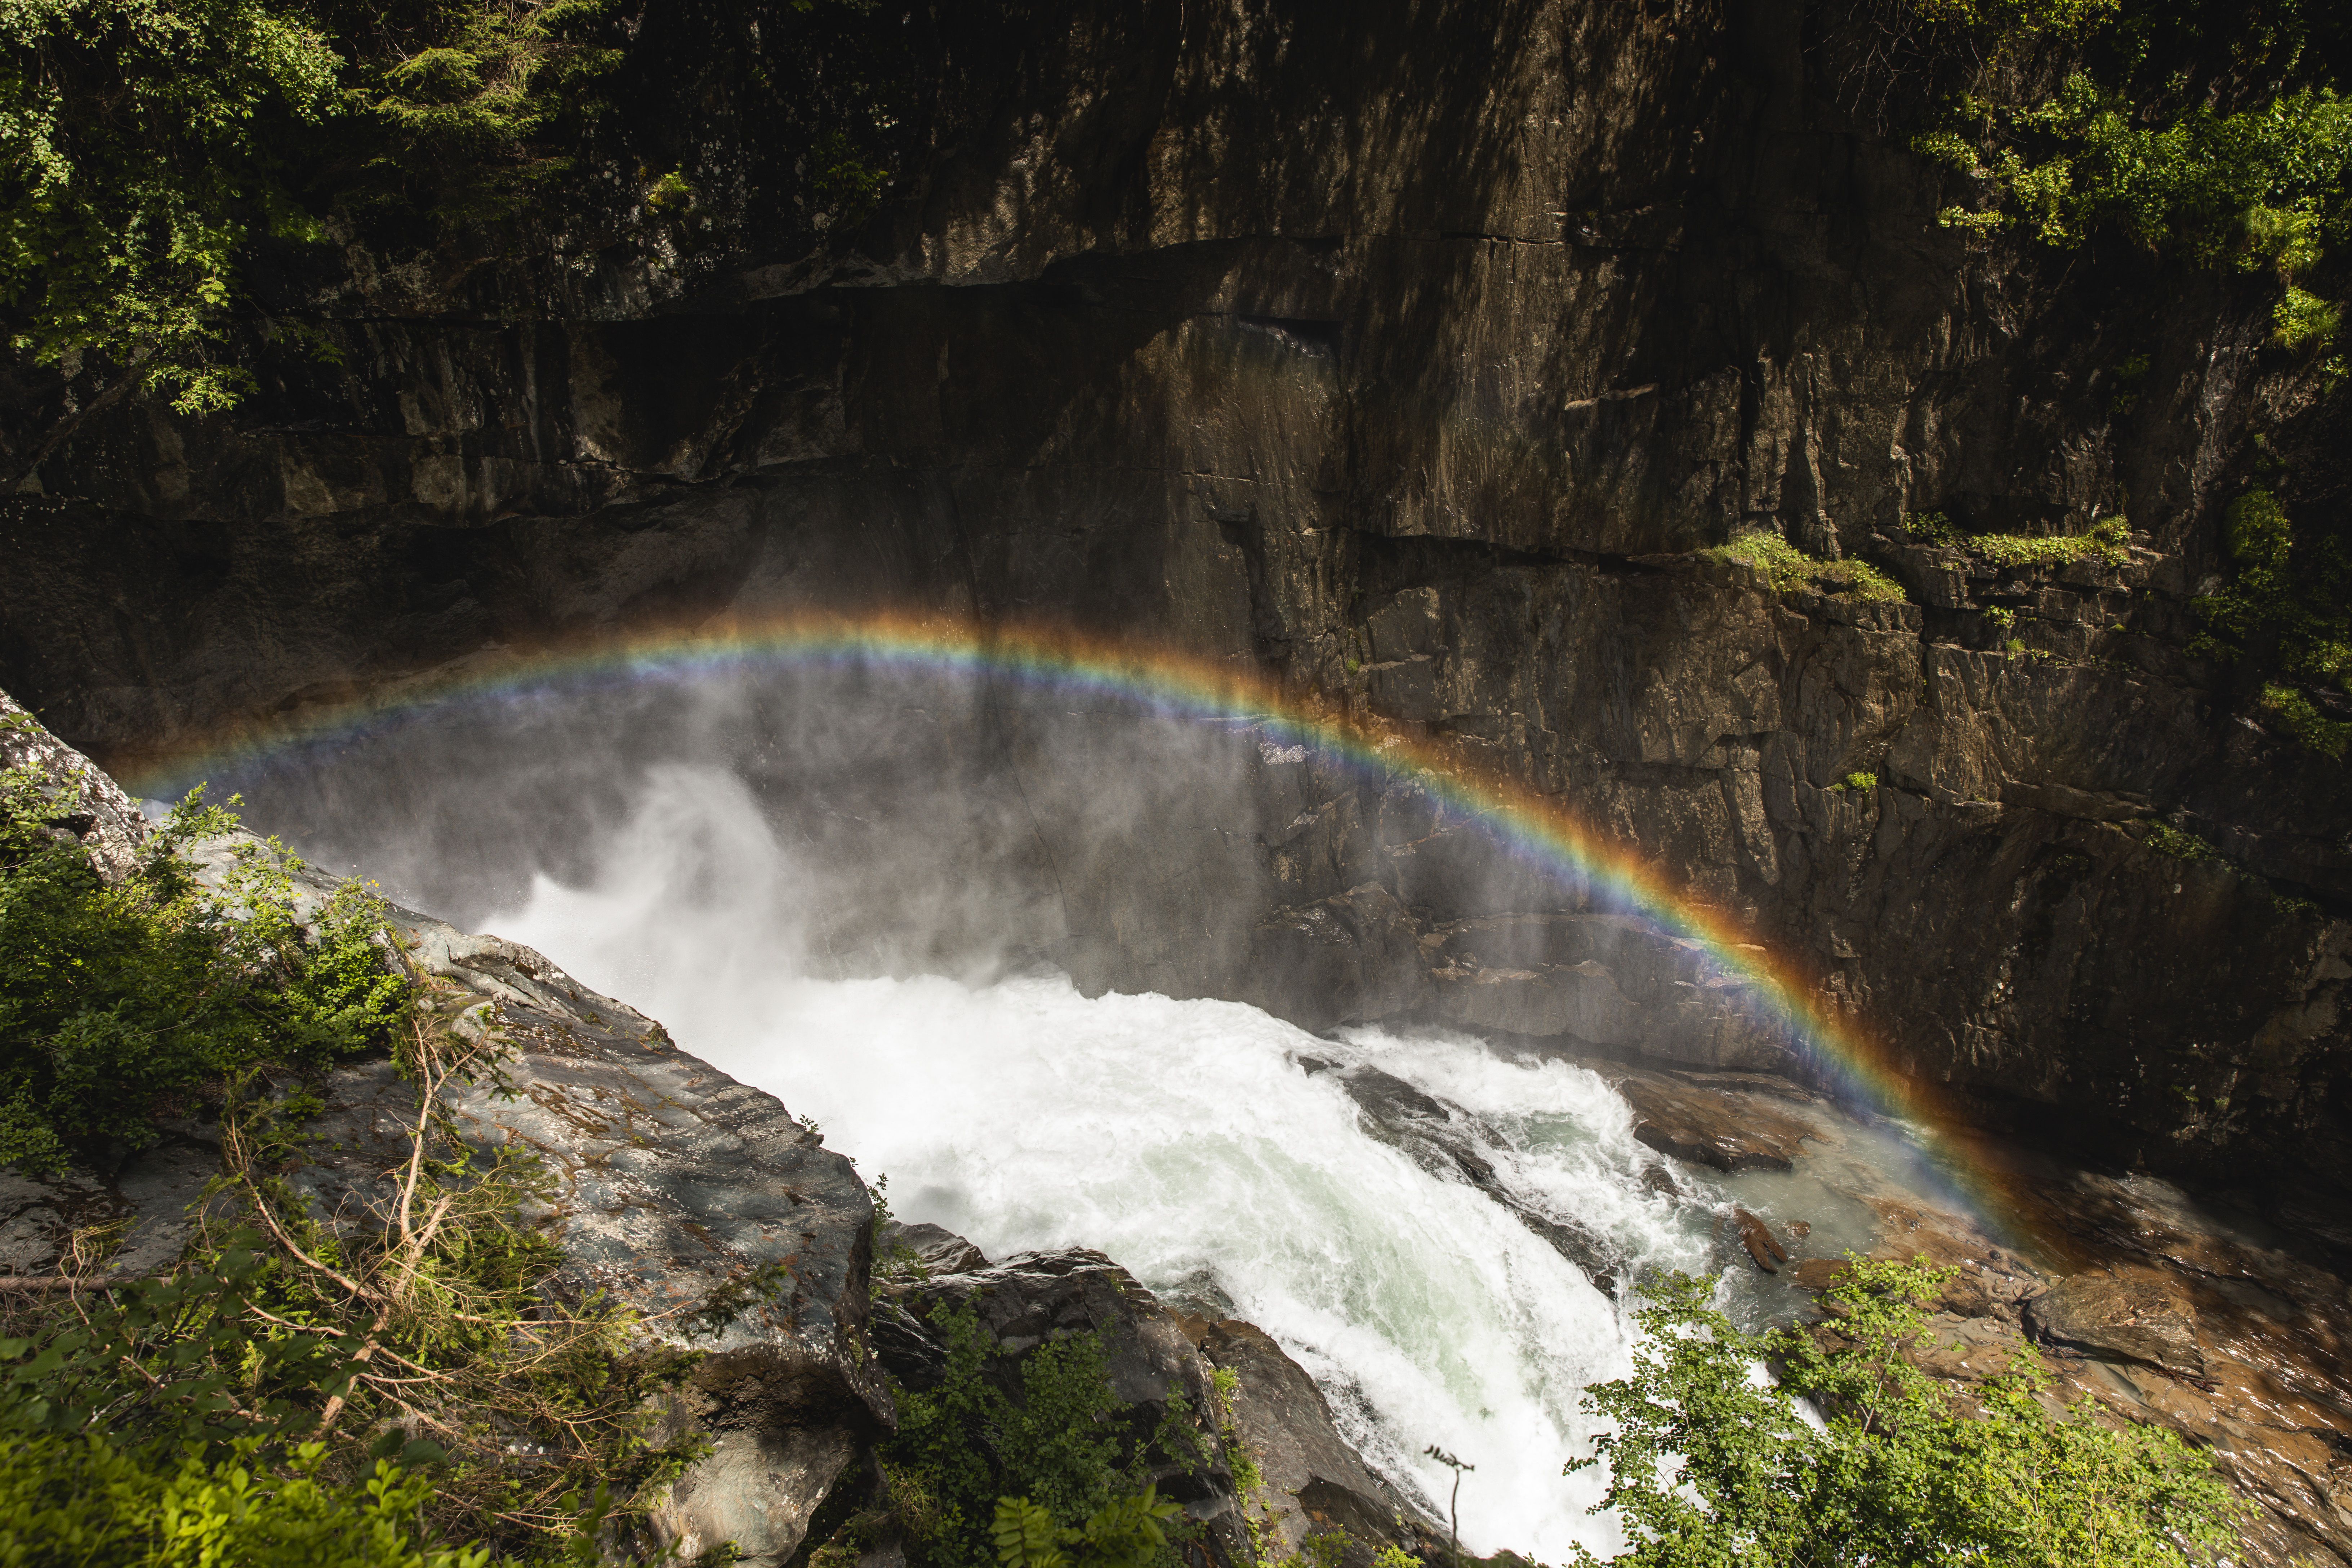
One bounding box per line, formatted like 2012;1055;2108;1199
1188;1318;1432;1563
869;1239;1445;1568
1606;1067;1818;1173
2026;1269;2208;1380
1301;1056;1620;1289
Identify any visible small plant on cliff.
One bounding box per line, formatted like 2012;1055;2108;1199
1569;1259;2242;1567
2190;488;2352;758
2142;823;2216;861
1711;530;1908;602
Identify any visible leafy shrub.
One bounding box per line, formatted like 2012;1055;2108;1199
871;1302;1211;1568
1712;531;1909;602
0;763;409;1175
1839;772;1879;791
993;1491;1182;1568
1569;1260;2242;1567
1965;516;2131;568
2259;681;2352;758
0;1238;542;1566
2274;285;2344;348
0;0;347;414
2191;488;2352;756
1;0;904;432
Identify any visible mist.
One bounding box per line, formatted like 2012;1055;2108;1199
217;664;1760;1559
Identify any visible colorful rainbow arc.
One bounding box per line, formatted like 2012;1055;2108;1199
128;607;2015;1238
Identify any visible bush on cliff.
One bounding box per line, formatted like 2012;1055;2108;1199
1571;1258;2242;1568
864;1301;1216;1568
0;759;406;1176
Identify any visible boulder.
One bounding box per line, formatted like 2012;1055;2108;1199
878;1249;1251;1561
0;698;885;1568
881;1220;990;1275
287;906;890;1568
2026;1268;2207;1380
1611;1069;1815;1173
1194;1318;1443;1564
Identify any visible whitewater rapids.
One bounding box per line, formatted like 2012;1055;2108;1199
490;764;1728;1559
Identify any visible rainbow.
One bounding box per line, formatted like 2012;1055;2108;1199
126;607;2015;1238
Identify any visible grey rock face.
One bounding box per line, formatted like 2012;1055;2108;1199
881;1220;991;1276
0;1;2344;1198
297;905;887;1567
0;688;147;882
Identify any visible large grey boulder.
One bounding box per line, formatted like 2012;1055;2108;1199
1193;1319;1445;1568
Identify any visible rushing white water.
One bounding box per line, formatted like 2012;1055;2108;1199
490;764;1728;1560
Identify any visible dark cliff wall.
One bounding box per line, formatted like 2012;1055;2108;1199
3;0;2346;1201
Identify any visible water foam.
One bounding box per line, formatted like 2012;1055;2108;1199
493;765;1718;1559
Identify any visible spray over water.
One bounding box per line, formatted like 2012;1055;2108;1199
206;665;1972;1560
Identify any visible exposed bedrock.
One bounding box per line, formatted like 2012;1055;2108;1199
0;0;2345;1200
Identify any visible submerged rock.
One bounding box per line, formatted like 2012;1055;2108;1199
1313;1060;1620;1290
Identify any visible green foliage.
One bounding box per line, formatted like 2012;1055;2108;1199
1982;606;2017;631
1712;530;1910;602
2191;487;2352;756
874;1302;1205;1568
2259;680;2352;757
1964;515;2131;567
1570;1259;2243;1567
0;0;346;413
0;1237;532;1566
1838;772;1879;791
0;1433;498;1568
2143;822;2216;859
1899;1;2352;344
349;0;627;231
0;771;408;1175
3;0;908;423
992;1489;1182;1568
2273;282;2343;347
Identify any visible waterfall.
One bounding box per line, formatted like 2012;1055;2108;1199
491;763;1714;1559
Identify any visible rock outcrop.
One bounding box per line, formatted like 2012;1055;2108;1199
0;699;886;1568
